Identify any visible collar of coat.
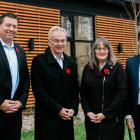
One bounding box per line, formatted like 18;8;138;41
44;47;73;66
94;62;114;77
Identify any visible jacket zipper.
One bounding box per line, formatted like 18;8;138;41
99;76;105;140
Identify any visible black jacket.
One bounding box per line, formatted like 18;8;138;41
80;62;127;140
0;42;30;115
31;47;79;140
0;41;30;140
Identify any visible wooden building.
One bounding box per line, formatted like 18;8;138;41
0;0;137;107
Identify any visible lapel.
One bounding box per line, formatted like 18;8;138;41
45;47;63;73
135;55;139;80
0;42;22;71
133;55;140;94
0;42;10;72
63;55;67;72
45;47;72;75
14;44;22;74
62;53;73;75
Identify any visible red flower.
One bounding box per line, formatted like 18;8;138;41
66;68;71;75
103;68;110;76
15;48;19;53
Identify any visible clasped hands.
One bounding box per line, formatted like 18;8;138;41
0;99;22;113
87;112;106;123
58;108;74;120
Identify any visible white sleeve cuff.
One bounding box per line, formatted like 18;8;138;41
125;115;132;119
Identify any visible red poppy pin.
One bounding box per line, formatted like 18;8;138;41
15;48;19;53
66;68;71;75
103;68;110;76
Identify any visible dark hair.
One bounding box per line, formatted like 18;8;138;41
0;13;18;24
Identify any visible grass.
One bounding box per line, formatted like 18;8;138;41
74;121;86;140
74;122;135;140
124;127;135;140
21;130;34;140
21;121;135;140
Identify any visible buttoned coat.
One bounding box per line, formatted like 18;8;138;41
0;42;30;140
80;62;127;140
31;47;79;140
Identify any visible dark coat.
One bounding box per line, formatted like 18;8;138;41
80;62;127;140
0;42;30;140
125;55;140;139
31;47;79;140
125;55;140;115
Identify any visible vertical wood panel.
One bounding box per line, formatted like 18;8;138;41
0;1;60;107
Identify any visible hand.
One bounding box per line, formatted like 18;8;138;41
6;100;22;113
67;109;74;117
0;99;13;113
87;112;106;123
126;118;135;132
0;100;22;113
96;113;106;121
87;112;101;123
58;108;72;120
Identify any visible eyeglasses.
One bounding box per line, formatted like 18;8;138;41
50;39;66;44
95;47;108;52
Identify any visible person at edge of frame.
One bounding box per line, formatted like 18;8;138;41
125;37;140;140
0;13;30;140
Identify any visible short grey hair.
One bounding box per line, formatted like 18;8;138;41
48;26;67;40
89;37;118;69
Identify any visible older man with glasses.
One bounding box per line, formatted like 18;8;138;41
31;26;79;140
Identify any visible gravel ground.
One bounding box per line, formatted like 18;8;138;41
22;109;34;131
22;105;84;131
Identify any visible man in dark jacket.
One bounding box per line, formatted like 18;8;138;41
0;13;30;140
31;26;79;140
126;54;140;140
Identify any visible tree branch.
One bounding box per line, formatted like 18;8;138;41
120;1;132;19
136;4;140;18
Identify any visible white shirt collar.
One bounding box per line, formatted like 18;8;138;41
51;49;64;69
0;38;14;48
51;50;64;61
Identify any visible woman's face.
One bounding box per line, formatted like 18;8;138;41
95;42;109;63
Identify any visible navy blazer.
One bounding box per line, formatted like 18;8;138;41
0;42;30;115
126;54;140;115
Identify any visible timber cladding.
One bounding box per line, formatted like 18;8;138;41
96;16;136;66
0;1;136;108
0;1;60;107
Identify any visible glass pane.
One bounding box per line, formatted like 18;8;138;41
76;42;92;82
138;16;140;32
64;42;70;56
138;24;140;33
61;16;72;38
74;16;93;41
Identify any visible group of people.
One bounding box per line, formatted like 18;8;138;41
0;12;139;140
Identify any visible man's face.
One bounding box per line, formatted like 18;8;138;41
0;17;18;43
49;31;67;57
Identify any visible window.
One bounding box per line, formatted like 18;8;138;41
74;16;93;41
61;16;72;38
61;13;94;80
